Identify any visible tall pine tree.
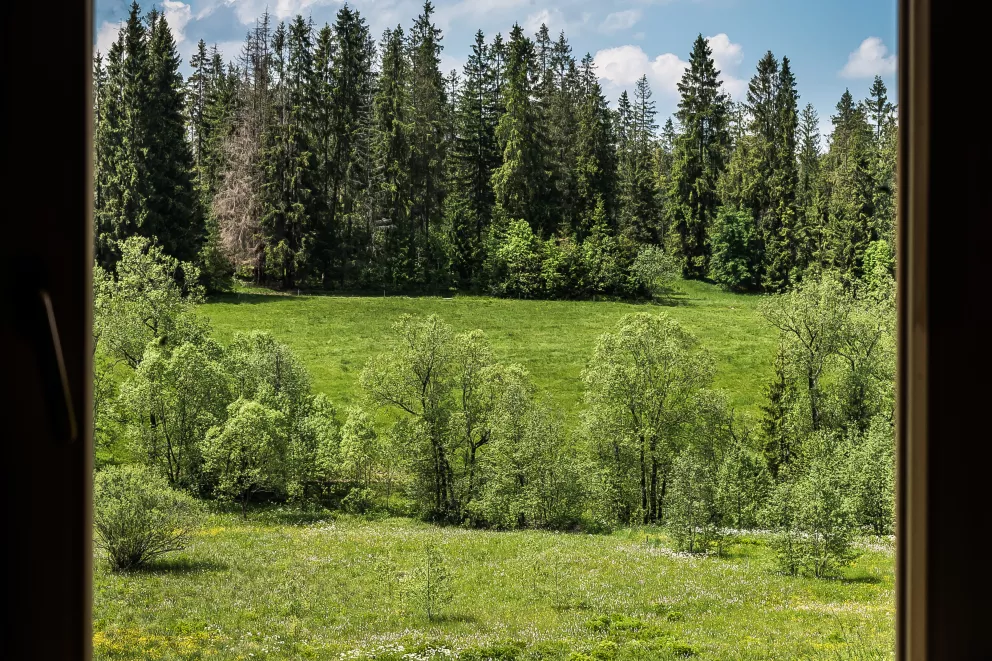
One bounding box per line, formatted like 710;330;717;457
669;35;730;278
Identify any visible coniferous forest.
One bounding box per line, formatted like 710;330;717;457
93;1;897;298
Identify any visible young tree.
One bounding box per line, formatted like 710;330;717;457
583;313;714;523
361;314;457;519
203;398;287;518
405;541;453;621
120;341;232;490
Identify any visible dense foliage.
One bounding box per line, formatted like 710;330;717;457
93;464;203;570
94;2;896;297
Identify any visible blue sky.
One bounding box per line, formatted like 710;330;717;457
94;0;897;139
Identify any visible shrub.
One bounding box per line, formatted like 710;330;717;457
541;235;587;298
489;219;543;298
631;245;681;300
93;464;203;571
342;487;377;514
769;437;860;577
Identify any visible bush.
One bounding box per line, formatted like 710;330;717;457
769;437;860;577
342;486;377;514
489;219;543;298
631;245;680;300
93;464;203;571
541;235;587;298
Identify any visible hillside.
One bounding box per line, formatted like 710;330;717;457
203;281;778;423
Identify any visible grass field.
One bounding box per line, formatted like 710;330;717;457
202;281;779;422
92;512;894;660
94;286;895;660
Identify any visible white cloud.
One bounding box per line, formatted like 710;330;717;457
95;20;122;56
601;9;641;34
216;0;339;25
524;8;565;35
840;37;896;79
162;1;193;45
705;32;745;99
594;33;746;101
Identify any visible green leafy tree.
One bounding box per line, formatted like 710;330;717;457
93;236;208;371
760;272;849;433
340;407;381;491
847;416;895;534
771;437;860;577
361;315;457;519
583;313;714;524
203;398;287;518
120;341;232;490
488;218;543;298
667;450;720;553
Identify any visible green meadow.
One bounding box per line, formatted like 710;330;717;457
202;281;778;422
92;513;894;660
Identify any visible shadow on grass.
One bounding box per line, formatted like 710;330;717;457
132;556;229;575
839;573;884;585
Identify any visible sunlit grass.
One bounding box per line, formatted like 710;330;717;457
92;512;894;660
202;281;778;422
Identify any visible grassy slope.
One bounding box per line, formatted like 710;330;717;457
93;513;894;660
202;281;778;422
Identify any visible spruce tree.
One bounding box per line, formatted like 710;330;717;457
618;75;661;244
448;30;499;284
796;103;824;273
669;35;730;278
408;1;449;282
572;54;616;238
491;24;544;232
762;55;799;291
323;6;375;283
372;26;414;286
258;18;314;288
145;11;204;264
824;89;875;280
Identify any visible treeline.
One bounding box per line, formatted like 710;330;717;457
93;2;896;296
95;236;895;577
